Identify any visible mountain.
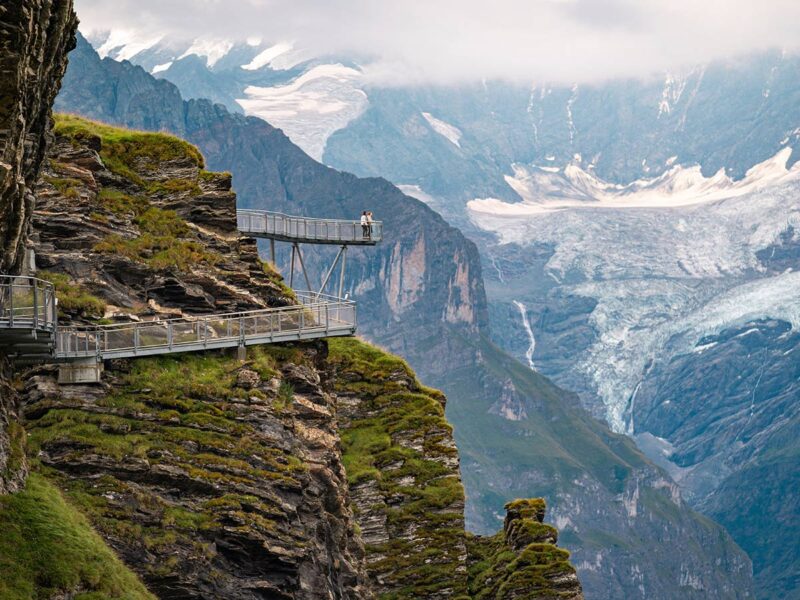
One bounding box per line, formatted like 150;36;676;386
56;33;759;599
101;34;800;598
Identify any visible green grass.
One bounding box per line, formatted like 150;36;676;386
0;473;154;600
92;201;221;272
44;176;82;199
37;271;106;318
54;114;204;187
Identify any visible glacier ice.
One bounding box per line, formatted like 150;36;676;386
236;64;368;161
468;150;800;432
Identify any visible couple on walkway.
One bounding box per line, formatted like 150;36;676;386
360;211;374;239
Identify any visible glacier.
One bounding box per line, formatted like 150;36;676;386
469;150;800;432
236;64;368;161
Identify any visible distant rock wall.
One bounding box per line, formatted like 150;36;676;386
0;0;76;494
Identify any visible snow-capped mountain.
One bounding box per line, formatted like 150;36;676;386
85;31;368;161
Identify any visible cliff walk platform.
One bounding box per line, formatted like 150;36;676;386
237;209;383;245
0;210;381;382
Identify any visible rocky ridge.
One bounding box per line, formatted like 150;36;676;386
1;114;582;599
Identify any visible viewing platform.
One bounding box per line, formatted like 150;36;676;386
237;209;383;245
1;208;381;382
0;276;57;361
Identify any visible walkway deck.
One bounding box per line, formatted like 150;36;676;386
237;209;383;245
0;276;355;363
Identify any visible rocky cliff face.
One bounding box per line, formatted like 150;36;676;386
0;0;76;495
0;0;76;274
0;114;581;599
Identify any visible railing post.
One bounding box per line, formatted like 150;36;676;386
134;327;140;354
32;281;39;329
168;323;173;349
9;281;13;328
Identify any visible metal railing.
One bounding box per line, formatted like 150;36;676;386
0;276;58;332
237;209;383;244
54;292;356;361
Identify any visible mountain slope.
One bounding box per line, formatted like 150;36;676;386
55;35;754;600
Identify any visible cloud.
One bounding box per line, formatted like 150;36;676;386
74;0;800;85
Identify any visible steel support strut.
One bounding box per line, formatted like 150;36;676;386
318;244;347;298
338;245;348;299
294;243;313;293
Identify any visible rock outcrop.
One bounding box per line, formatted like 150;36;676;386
0;0;76;274
329;338;468;599
468;499;583;600
0;0;77;495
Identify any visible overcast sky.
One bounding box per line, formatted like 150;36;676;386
74;0;800;85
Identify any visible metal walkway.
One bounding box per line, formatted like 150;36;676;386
237;209;383;299
237;210;382;246
0;277;354;364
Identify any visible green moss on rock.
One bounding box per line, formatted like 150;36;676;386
38;271;106;318
328;338;468;599
467;499;583;599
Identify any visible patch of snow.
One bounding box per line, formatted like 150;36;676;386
468;147;800;216
421;112;462;147
96;29;162;61
658;72;689;118
566;84;578;144
397;184;438;206
180;38;233;68
241;42;293;71
236;64;368;161
151;61;173;74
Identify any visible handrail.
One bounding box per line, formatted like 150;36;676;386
0;275;58;332
237;209;383;244
54;294;356;360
